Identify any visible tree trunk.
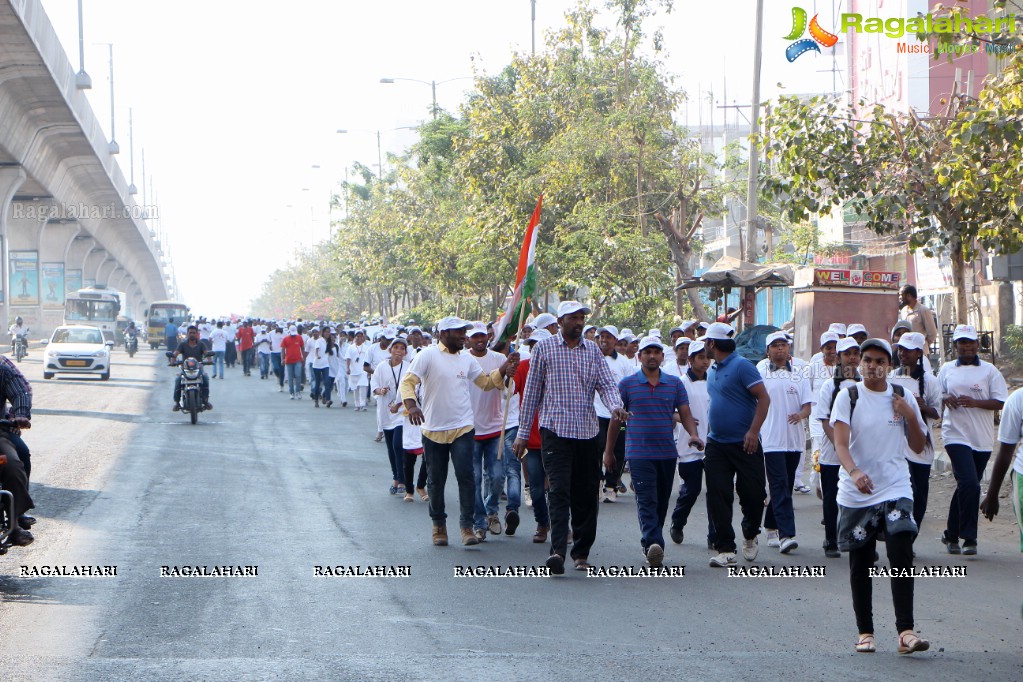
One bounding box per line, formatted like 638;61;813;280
654;210;711;322
950;228;968;325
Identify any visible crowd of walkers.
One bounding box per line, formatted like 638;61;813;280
157;287;1023;655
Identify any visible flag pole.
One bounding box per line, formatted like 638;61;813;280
497;295;530;461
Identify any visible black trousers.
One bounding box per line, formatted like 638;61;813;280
703;438;766;554
0;437;33;517
820;464;841;550
596;417;626;488
540;428;601;561
849;530;915;634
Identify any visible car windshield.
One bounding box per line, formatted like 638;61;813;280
52;329;103;345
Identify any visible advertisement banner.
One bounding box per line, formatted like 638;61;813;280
41;262;65;309
9;251;39;306
812;268;902;290
65;268;83;294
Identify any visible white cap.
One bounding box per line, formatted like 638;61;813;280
704;322;734;340
583;325;596;333
597;325;620;339
688;340;706;356
532;313;558;329
952;324;978;341
407;326;422;334
637;336;664;353
674;336;692;348
827;322;847;336
846;323;868;337
388;336;408;349
289;326;298;335
620;328;634;338
556;300;592;317
765;331;790;347
679;320;697;332
896;332;925;351
836;337;859;353
526;328;552;345
819;331;839;347
521;322;536;331
467;321;488;337
860;338;893;359
380;328;396;340
437;316;473;332
648;329;662;338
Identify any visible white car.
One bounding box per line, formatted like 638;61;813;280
43;325;113;380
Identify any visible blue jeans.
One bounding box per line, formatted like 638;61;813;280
473;435;506;530
424;431;476;529
763;450;800;538
285;362;301;395
311;367;330;401
212;350;225;377
271;353;283;386
671;459;715;545
258;353;270;378
944;444;991;544
629;458;676;550
525;448;549;527
502;427;521;513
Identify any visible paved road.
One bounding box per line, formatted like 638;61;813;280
0;348;1021;680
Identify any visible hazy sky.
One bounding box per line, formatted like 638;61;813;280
39;0;848;315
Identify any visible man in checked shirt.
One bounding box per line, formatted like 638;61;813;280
0;353;34;545
512;301;629;575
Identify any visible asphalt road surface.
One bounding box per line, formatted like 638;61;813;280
1;347;1021;681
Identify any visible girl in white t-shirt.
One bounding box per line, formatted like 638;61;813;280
399;382;428;502
831;339;929;656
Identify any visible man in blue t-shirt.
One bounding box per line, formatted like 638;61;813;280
703;322;771;568
603;337;703;568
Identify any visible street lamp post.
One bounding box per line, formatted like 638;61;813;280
336;127;416;179
128;108;137;194
98;43;119;154
75;0;91;89
379;76;473;120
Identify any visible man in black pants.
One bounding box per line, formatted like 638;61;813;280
512;302;628;575
702;322;771;568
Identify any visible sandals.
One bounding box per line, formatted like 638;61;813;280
854;634;875;653
417;487;429;501
898;631;930;655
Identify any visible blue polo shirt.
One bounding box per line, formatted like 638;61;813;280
618;370;689;460
707;352;763;444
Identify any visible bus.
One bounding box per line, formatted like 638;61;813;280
64;287;122;343
145;300;190;349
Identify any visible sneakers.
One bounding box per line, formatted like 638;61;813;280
766;529;780;547
533;526;549;543
742;536;759;562
779;537;798;554
524;488;532;507
669;525;684;545
505;510;520;536
473;528;487;543
545;553;565;575
962;542;977;556
709;552;737;567
487;515;502;536
942;533;961;555
461;528;480;546
432;525;448;546
646;543;664;568
290;395;296;400
602;487;617;503
172;403;181;411
794;484;811;494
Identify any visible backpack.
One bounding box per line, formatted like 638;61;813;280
846;383;905;422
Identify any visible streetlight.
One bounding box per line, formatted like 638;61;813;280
128;107;137;194
378;76;473;119
97;43;119;154
75;0;91;89
336;126;417;179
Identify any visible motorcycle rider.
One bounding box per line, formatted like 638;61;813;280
171;325;212;411
8;316;29;357
0;352;35;545
125;321;139;351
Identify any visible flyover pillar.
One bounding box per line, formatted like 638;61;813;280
0;166;27;332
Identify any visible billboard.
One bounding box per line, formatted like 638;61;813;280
812;268;902;290
41;262;65;309
9;251;39;305
65;268;83;294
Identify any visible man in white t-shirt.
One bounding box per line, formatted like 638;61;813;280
345;330;371;411
209;321;228;379
758;331;812;554
399;317;518;547
669;339;714;548
593;325;634;502
661;337;690;378
982;387;1023;554
936;324;1007;556
269;323;285;391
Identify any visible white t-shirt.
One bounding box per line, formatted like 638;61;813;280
371;359;409;430
403;383;425;451
661;357;687;379
807;360;837;439
813;378;858;466
888;368;942;465
465;349;509;437
209;328;228;353
366;343;392;371
269;331;284;353
326;342;342;376
346;342;369;379
831;383;925;508
310;337;329;369
996;388;1023;476
255;331;272;355
676;372;709;463
595;352;634;419
407;346;488;433
758;361;812;452
937;360;1008;451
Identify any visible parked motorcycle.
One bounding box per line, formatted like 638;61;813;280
167;352;213;424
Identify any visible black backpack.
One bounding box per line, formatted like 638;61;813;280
846;383;905;422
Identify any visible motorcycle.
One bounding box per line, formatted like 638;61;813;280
12;335;27;363
167;351;213;424
0;420;20;553
126;333;139;358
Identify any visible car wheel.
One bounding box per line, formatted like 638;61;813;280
43;372;54;380
99;370;110;381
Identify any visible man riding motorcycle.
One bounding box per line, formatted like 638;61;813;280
125;321;140;352
8;317;28;357
171;325;212;411
0;353;35;546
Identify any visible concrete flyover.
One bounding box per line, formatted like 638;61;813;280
0;0;171;334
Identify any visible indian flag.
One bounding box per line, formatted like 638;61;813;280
492;195;542;346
